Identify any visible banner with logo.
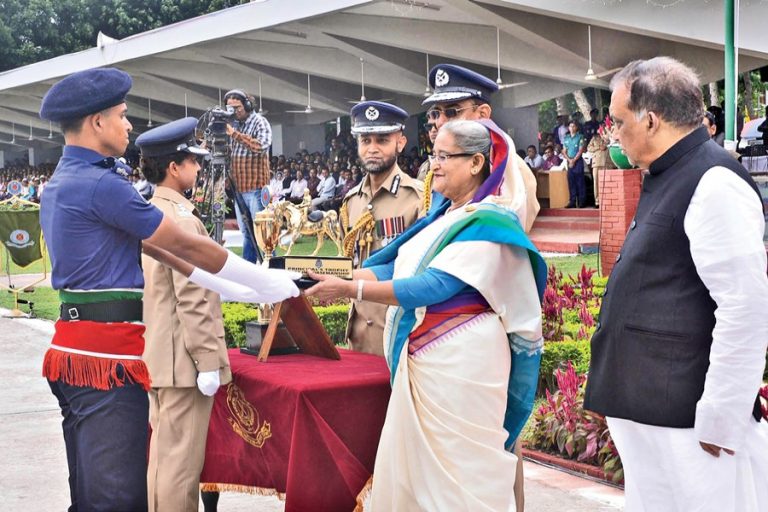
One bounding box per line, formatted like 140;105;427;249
0;207;43;267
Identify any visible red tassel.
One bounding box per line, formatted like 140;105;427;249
42;349;152;391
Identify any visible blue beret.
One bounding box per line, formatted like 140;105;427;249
136;117;209;158
423;64;499;106
40;68;132;122
350;101;408;135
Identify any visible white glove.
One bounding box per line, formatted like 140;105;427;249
197;370;220;396
217;251;300;302
189;267;298;303
190;251;300;303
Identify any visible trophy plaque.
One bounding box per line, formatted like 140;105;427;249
268;256;353;289
242;208;341;362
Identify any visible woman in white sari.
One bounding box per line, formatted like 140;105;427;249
307;120;546;511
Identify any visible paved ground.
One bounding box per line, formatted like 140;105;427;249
0;312;624;511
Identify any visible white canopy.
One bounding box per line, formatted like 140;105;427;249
0;0;766;154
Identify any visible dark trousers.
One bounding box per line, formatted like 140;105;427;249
49;378;149;512
567;158;587;206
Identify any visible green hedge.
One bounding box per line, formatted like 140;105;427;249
221;302;259;348
221;302;350;348
540;339;591;394
315;304;350;345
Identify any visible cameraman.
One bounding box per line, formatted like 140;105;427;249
224;89;271;263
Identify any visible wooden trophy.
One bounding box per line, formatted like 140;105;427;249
243;207;341;362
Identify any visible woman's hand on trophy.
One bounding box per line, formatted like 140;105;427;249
305;271;355;302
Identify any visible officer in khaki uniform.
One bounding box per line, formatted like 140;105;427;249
422;64;539;229
341;101;423;355
416;121;438;181
137;118;232;512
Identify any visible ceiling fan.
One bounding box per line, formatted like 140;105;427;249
346;58;393;104
424;53;432;97
256;75;268;115
495;28;528;90
584;25;622;81
146;98;154;127
4;123;18;145
286;74;316;114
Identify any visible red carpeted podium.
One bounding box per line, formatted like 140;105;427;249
200;348;391;512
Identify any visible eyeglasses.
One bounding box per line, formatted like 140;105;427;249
426;105;478;121
428;152;475;164
423;123;437;131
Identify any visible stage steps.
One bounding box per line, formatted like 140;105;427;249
530;208;600;254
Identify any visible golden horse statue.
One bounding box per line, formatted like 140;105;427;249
273;190;343;256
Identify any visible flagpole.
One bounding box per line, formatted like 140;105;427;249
724;0;737;148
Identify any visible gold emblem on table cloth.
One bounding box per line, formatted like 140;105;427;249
226;383;272;448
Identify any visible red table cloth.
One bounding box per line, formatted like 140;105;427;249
200;348;391;512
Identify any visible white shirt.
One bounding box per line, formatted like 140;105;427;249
283;178;307;199
133;179;155;198
685;166;768;451
317;175;336;199
524;154;544;170
269;178;283;198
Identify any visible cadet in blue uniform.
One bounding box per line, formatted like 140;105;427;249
39;68;298;512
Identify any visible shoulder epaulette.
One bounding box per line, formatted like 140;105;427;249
344;182;363;199
399;173;424;193
112;166;130;179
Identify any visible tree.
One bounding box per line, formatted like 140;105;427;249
0;0;250;72
573;89;593;118
742;72;754;118
555;95;568;116
707;82;719;107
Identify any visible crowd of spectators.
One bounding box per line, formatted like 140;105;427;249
1;114;608;212
0;162;56;202
0;119;436;210
3;103;751;221
519;108;614;208
262;131;427;212
1;128;432;216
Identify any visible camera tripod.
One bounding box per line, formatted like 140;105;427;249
195;110;263;263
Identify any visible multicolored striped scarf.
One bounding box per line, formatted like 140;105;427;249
407;292;491;356
42;289;151;391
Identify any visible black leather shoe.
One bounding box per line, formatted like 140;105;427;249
565;202;576;208
201;491;219;512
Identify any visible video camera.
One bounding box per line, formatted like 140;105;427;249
204;105;236;149
194;105;237;243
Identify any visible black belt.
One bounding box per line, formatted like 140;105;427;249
60;299;143;322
